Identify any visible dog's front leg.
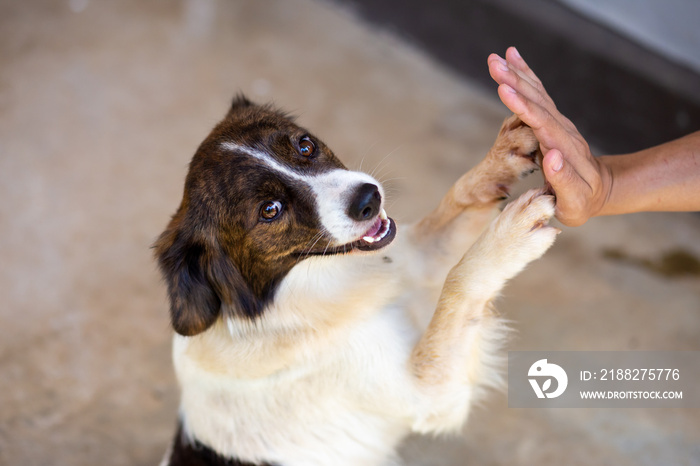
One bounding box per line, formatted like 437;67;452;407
409;188;559;434
408;115;542;273
400;115;542;329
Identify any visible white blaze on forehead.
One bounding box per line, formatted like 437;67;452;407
221;142;304;182
221;142;383;245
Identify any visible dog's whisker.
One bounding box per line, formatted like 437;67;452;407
375;175;406;185
322;238;333;256
354;140;380;173
305;235;323;255
304;231;324;252
305;233;326;257
295;231;327;264
370;163;393;184
368;145;402;180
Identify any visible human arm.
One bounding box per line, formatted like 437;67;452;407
487;46;700;226
597;134;700;216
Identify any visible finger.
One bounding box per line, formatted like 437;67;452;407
505;47;559;115
507;60;540;90
505;47;543;87
504;49;584;136
542;149;590;226
543;149;565;178
489;54;528;89
488;51;539;89
492;56;584;146
497;83;527;115
490;58;543;109
487;53;510;85
487;53;505;68
497;84;570;152
490;59;557;118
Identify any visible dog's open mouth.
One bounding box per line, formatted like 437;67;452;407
301;209;397;257
353;209;396;252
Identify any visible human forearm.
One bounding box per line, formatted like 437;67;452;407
598;131;700;216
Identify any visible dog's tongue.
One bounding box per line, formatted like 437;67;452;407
363;217;383;239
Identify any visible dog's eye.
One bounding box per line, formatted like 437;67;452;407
260;201;283;221
298;136;315;157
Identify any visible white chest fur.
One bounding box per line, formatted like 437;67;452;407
174;305;421;466
173;251;428;466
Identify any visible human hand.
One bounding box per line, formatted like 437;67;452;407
487;47;612;226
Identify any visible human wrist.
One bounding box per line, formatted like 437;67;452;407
592;156;615;217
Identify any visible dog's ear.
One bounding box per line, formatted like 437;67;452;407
230;93;254;112
154;227;221;336
154;222;263;336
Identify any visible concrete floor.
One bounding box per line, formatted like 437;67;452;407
1;1;698;465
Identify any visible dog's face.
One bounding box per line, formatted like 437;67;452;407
155;96;396;336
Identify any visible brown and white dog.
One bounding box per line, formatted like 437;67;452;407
155;96;558;466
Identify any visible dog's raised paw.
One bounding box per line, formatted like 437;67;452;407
466;115;543;205
485;188;559;279
494;114;542;174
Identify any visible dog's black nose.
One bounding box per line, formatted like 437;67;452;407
348;183;381;221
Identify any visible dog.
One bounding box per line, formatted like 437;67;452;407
154;95;558;466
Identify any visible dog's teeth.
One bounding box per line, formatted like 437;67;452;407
379;209;387;220
363;236;375;243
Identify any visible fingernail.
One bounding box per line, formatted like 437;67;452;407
497;57;509;72
512;47;522;59
551;151;563;172
502;84;516;94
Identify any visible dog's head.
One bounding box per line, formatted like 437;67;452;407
154;96;396;336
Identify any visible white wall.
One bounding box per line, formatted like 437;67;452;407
559;0;700;73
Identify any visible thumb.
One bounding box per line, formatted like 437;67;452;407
542;149;588;226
